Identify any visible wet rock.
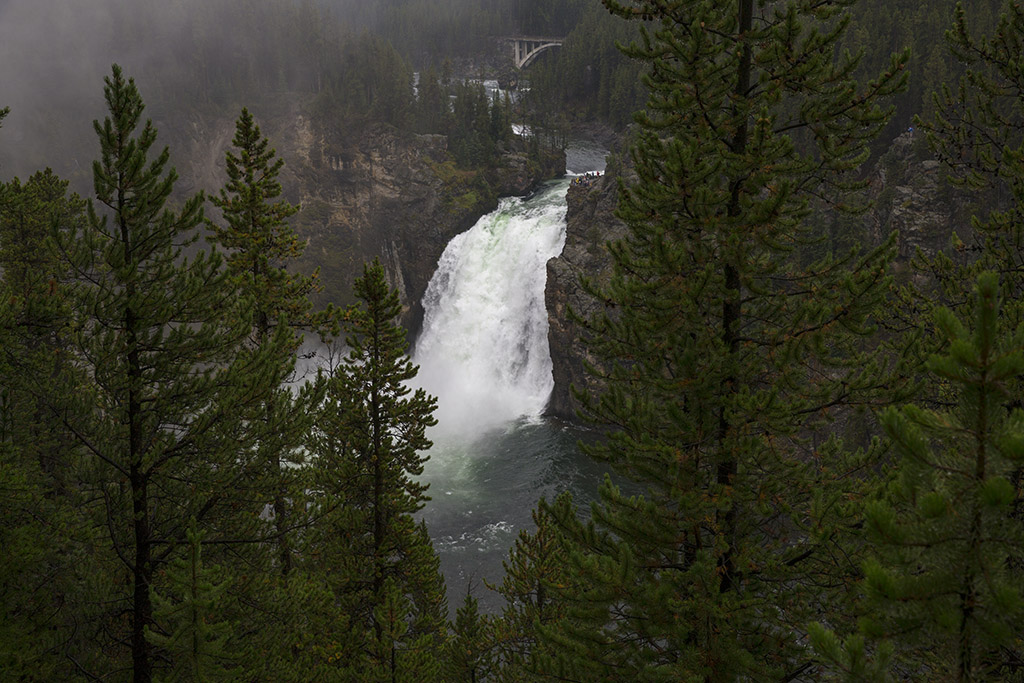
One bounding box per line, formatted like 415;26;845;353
545;156;627;421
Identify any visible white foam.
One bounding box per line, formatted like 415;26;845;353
412;181;569;439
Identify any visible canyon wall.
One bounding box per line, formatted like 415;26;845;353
169;103;563;338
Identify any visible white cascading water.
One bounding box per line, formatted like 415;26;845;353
412;180;570;438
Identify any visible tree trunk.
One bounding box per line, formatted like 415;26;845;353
716;0;753;599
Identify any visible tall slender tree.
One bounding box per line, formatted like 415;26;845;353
54;65;284;682
0;169;84;493
487;491;579;681
541;1;908;679
308;259;446;681
206;107;335;578
859;272;1024;680
828;4;1024;679
914;2;1024;344
446;588;496;683
0;170;88;678
146;522;238;681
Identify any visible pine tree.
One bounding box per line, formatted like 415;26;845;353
490;492;576;681
541;1;908;679
859;272;1024;680
835;7;1024;678
912;2;1021;283
146;523;238;682
307;259;446;680
446;588;495;683
207;107;333;344
415;66;449;135
206;106;335;578
0;169;89;679
0;169;84;493
53;65;284;682
913;2;1024;352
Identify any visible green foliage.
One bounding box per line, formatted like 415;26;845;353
917;2;1024;320
866;13;1024;677
542;0;907;679
414;66;451;134
0;435;85;680
207;106;334;580
203;106;353;679
448;81;513;168
862;272;1024;680
807;622;894;682
446;588;496;682
307;259;446;680
490;492;577;681
523;2;646;128
333;0;509;65
147;523;238;682
0;169;88;679
0;169;84;477
207;107;325;337
52;65;286;681
308;33;416;130
16;3;1024;681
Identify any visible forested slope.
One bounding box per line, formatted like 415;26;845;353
4;0;1024;681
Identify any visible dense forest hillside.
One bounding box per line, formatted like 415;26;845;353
4;0;1024;680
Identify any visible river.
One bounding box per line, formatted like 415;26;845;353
411;140;609;612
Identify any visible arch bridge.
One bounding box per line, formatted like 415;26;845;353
506;35;565;69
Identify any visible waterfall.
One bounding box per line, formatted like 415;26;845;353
412;179;570;438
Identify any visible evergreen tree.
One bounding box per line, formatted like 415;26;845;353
446;588;496;682
206;107;334;578
541;1;908;679
490;492;576;681
0;169;89;678
307;259;446;681
146;523;238;682
208;107;333;344
415;66;449;135
489;91;513;150
53;65;284;682
0;169;84;493
832;8;1024;678
917;2;1024;329
204;108;341;677
859;272;1024;680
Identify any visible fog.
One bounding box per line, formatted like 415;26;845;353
0;0;361;183
0;0;550;184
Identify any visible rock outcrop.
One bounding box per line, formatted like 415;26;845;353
545;157;627;421
864;130;972;272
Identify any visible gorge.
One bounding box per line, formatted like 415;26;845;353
411;139;611;610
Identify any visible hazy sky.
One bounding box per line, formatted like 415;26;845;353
0;0;229;180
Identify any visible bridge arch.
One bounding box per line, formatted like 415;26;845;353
508;36;564;69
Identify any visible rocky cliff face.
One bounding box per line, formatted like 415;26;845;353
864;130;973;273
169;102;563;339
545;157;628;421
544;131;966;423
